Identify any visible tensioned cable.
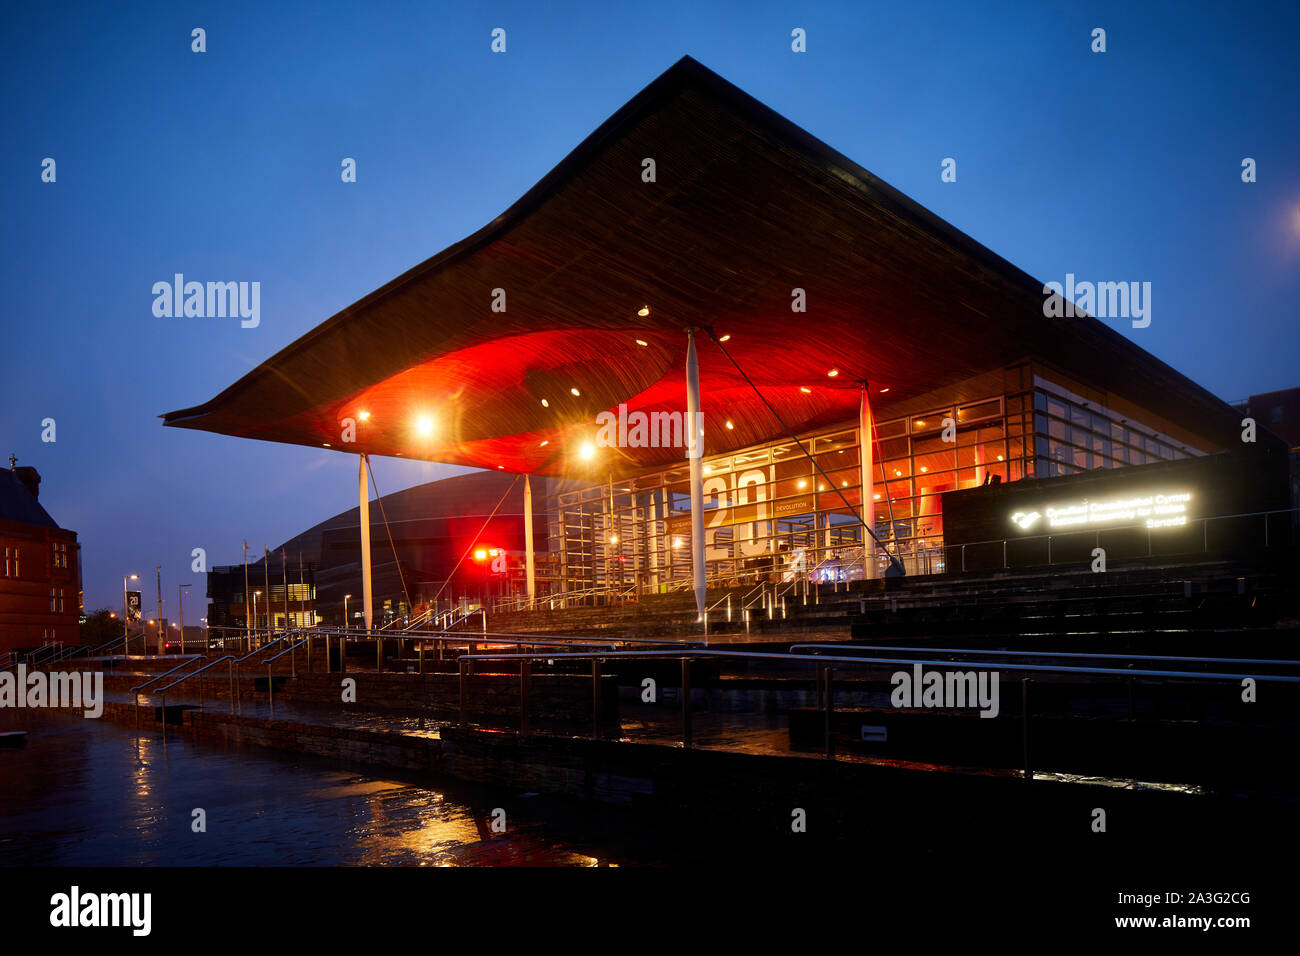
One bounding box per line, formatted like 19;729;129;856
704;329;904;574
364;457;414;616
427;472;523;608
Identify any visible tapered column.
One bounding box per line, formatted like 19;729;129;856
359;454;373;631
686;330;706;616
524;474;536;607
859;384;878;579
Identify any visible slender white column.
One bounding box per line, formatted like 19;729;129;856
859;384;877;579
359;454;373;631
524;474;536;606
686;330;706;616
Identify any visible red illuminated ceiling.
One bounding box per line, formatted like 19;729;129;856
162;56;1242;479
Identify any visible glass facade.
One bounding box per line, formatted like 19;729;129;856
1032;385;1200;478
544;377;1208;592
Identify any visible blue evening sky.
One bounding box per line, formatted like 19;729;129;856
2;0;1296;614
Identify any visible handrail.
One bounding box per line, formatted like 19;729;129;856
151;655;236;696
457;646;1300;683
787;643;1300;669
234;637;288;664
328;626;698;647
260;638;310;665
129;655;205;694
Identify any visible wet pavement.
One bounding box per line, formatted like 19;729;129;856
0;709;659;866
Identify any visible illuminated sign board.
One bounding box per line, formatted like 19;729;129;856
1010;490;1192;533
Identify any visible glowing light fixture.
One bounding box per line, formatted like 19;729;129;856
827;369;839;377
638;306;650;317
358;410;371;421
416;415;434;436
570;387;581;397
635;339;649;347
539;440;549;447
579;442;595;460
725;420;734;430
718;334;731;343
800;387;812;394
541;398;549;408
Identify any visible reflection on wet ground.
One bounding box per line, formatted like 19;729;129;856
0;709;655;866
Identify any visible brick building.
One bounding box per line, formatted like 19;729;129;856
0;464;81;653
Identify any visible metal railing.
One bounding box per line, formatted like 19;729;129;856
454;645;1300;779
135;655;236;728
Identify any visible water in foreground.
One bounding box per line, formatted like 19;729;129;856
0;710;658;867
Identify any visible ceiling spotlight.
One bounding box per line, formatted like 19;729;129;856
322;443;331;448
635;339;649;347
416;416;434;436
541;398;549;408
800;387;812;394
797;479;808;489
880;387;890;393
540;440;549;447
638;306;650;316
827;369;839;377
920;466;928;473
997;455;1004;461
873;493;882;500
609;535;619;544
579;442;595;460
570;387;581;397
725;420;734;430
718;334;731;343
358;410;371;421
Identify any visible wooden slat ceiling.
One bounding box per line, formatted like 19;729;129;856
162;56;1242;479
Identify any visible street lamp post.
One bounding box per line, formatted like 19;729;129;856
178;584;191;653
122;574;138;655
155;566;163;656
253;591;262;648
344;594;352;628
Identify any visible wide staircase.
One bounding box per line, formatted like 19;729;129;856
481;554;1300;650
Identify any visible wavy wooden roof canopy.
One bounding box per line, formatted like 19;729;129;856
162;56;1241;480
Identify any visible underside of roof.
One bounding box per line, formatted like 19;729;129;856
162;55;1243;479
